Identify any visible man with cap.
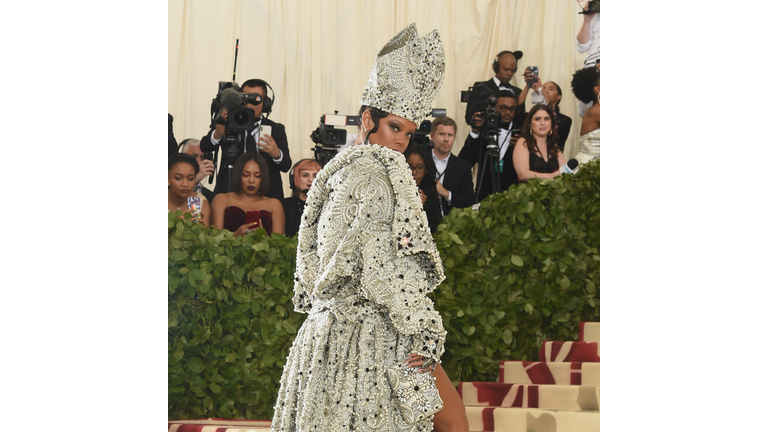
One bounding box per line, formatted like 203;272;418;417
464;50;527;127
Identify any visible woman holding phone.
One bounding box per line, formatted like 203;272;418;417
210;152;285;236
270;24;468;432
168;153;210;227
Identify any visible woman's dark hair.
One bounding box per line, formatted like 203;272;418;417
521;104;560;160
231;152;269;196
168;153;199;174
571;66;600;105
549;81;563;113
359;105;390;138
403;145;437;192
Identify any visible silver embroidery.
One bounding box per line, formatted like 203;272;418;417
271;144;447;432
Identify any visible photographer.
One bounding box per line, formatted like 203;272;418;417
464;50;526;127
200;78;292;199
458;90;521;202
516;70;572;153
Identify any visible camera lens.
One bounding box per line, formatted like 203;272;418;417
328;131;340;141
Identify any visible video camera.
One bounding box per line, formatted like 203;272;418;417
410;108;447;147
310;111;359;166
208;81;264;165
210;81;261;134
461;86;502;134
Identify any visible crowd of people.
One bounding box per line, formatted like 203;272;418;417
168;7;600;430
169;57;599;234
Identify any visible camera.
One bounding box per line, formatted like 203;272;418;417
207;81;265;193
310;112;359;166
410;108;447;147
580;0;599;14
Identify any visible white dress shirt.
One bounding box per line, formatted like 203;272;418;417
432;150;452;205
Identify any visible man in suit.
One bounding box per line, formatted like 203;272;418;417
458;90;522;203
200;78;292;199
464;50;526;127
430;117;475;215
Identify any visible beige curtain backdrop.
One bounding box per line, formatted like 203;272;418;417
169;0;591;196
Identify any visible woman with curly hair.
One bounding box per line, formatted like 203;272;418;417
571;66;600;163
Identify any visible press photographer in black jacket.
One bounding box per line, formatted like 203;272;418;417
200;79;292;199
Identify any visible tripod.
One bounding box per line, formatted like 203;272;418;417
475;130;501;203
216;130;248;194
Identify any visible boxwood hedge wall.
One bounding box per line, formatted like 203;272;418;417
168;160;599;420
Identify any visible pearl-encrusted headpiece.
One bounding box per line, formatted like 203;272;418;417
359;23;446;127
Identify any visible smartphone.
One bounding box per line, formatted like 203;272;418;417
246;210;261;226
260;124;272;138
526;66;539;87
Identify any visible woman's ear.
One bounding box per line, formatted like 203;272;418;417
361;109;374;131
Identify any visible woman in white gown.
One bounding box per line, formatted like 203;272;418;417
270;24;468;432
571;66;600;164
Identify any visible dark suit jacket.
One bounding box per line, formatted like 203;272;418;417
464;79;526;127
457;132;519;203
200;117;292;199
281;195;305;237
168;113;178;158
438;154;475;214
556;112;572;153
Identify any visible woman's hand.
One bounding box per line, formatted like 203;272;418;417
418;189;427;204
404;353;436;373
234;221;260;237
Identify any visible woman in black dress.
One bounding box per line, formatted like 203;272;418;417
512;104;567;182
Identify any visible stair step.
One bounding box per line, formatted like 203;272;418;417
578;322;600;342
466;406;599;432
499;361;600;386
539;341;600;362
459;382;599;412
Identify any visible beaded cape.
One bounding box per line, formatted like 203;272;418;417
270;144;447;431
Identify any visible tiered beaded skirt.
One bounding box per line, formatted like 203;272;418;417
270;296;434;432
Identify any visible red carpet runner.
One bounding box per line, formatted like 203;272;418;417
459;322;600;432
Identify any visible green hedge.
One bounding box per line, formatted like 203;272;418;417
168;160;599;420
431;160;600;384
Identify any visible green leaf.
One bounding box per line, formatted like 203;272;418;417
209;382;222;394
448;232;464;245
510;255;524;267
170;250;188;262
502;329;513;345
559;276;571;288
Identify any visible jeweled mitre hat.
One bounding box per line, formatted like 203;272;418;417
360;23;446;126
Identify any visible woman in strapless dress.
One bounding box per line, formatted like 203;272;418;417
210;152;285;236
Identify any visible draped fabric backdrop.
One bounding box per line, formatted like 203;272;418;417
169;0;591;196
